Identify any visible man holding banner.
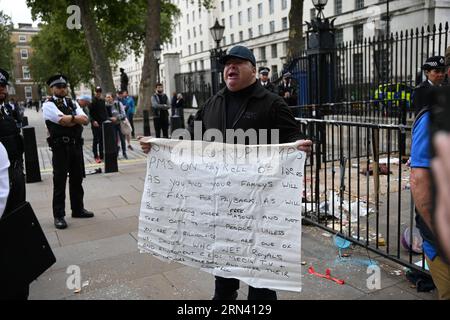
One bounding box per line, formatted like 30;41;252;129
140;45;312;300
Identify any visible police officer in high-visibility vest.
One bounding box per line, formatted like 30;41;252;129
42;74;94;230
0;68;25;215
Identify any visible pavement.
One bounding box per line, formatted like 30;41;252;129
21;108;437;300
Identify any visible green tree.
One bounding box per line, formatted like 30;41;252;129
0;11;14;71
28;20;93;97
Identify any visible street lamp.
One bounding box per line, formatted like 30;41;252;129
153;42;162;83
312;0;328;19
209;19;226;95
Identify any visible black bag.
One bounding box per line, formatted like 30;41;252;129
0;202;56;289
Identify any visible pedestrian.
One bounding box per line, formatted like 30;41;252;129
105;93;129;159
89;87;108;163
258;67;275;93
151;83;170;138
140;45;312;300
121;90;136;140
0;68;28;299
175;93;185;128
171;91;177;116
410;56;450;300
120;67;129;92
278;72;299;117
42;74;94;230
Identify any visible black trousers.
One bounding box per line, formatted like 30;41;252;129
215;276;277;300
52;143;84;218
127;113;135;138
4;160;26;214
91;126;104;159
154;116;169;138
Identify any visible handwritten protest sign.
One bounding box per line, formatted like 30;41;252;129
138;138;305;292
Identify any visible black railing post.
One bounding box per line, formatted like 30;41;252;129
22;126;41;183
143;110;151;136
103;121;118;173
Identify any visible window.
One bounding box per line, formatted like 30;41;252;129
238;11;242;25
230;33;235;44
282;17;288;30
258;3;263;18
281;0;287;10
354;24;364;43
335;0;342;15
248;28;253;39
19;35;26;42
20;49;28;59
272;65;278;76
269;0;274;14
269;21;275;33
247;8;252;22
271;44;277;58
259;46;266;60
200;60;205;70
221;18;225;28
200;41;203;51
335;29;344;45
258;24;264;36
188;29;191;39
239;31;244;42
229;15;233;29
188;45;191;55
355;0;364;10
353;53;363;82
24;86;32;100
22;66;30;79
229;0;232;9
193;27;196;38
187;13;189;24
194;43;197;53
221;1;225;11
199;24;203;35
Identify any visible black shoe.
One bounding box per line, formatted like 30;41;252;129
212;291;238;301
54;217;68;229
72;209;95;218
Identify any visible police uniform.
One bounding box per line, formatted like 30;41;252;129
42;74;94;229
412;56;446;115
258;67;275;93
0;68;25;215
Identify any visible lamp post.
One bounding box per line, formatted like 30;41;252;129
153;42;162;83
209;19;226;95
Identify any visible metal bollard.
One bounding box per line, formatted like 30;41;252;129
22;116;29;127
170;115;182;134
143;110;151;136
103;121;118;173
22;126;42;183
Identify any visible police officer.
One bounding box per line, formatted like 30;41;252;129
413;56;446;115
0;68;25;214
258;67;275;93
42;74;94;230
0;68;29;299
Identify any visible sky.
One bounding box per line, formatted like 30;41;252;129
0;0;40;26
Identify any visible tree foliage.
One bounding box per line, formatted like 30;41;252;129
0;11;14;72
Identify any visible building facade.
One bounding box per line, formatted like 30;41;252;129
113;0;450;101
9;23;41;104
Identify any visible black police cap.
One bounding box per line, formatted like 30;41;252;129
259;67;270;74
0;68;10;85
47;74;68;87
422;56;446;71
221;45;256;66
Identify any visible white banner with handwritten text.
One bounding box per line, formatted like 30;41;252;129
138;138;305;292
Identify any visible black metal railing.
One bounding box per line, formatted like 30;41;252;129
298;117;427;273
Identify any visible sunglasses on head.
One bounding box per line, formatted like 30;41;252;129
55;84;67;89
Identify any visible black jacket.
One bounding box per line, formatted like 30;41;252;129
189;81;304;144
89;97;109;124
412;80;435;116
259;80;276;93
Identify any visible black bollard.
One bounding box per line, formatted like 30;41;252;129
103;121;118;173
170;115;182;135
22;126;41;183
143;110;151;136
22;116;29;127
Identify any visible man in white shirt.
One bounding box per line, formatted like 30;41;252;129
42;74;94;229
0;142;9;219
